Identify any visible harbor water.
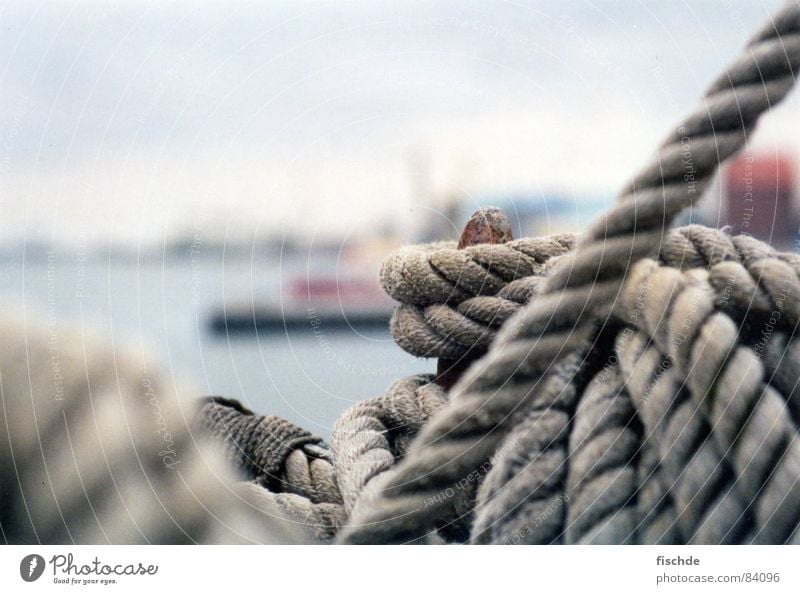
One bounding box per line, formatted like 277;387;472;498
0;250;432;437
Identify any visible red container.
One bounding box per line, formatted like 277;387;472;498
724;153;796;243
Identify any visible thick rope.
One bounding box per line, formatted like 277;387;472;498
194;374;448;541
618;261;800;544
338;228;800;542
189;223;800;543
380;235;576;307
337;1;800;544
385;226;800;361
331;375;447;513
385;235;575;359
195;397;324;492
0;315;308;544
469;351;588;544
10;3;800;546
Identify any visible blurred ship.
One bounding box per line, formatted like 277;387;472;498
208;238;396;335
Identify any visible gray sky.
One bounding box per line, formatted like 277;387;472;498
1;0;796;246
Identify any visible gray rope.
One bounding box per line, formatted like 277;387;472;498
380;235;576;307
195;397;324;492
386;225;800;361
383;235;575;360
473;254;800;545
617;261;800;544
562;364;640;544
232;482;346;542
331;374;447;514
195;374;448;542
340;225;800;543
8;2;800;547
470;351;586;544
188;224;800;544
338;1;800;544
389;277;543;359
193;398;346;541
615;321;750;545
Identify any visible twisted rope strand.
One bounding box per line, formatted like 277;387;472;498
338;2;800;544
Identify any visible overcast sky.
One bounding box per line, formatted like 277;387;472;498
0;0;796;246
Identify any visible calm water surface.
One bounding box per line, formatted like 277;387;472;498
0;251;432;437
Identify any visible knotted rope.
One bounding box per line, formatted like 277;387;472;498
195;229;583;541
336;1;800;544
383;235;576;359
382;226;800;360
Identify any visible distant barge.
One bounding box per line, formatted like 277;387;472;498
208;305;392;334
208;276;394;335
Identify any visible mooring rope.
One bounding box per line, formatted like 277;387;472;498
192;224;800;543
192;374;448;541
384;235;575;359
383;226;800;361
337;0;800;544
5;1;800;546
0;315;308;544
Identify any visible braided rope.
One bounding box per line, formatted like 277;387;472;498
338;2;800;544
469;351;587;544
473;253;800;545
380;235;576;307
195;397;324;492
338;226;800;543
186;223;800;543
618;261;800;544
562;364;640;544
331;374;447;513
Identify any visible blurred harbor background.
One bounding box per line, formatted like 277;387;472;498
1;0;798;434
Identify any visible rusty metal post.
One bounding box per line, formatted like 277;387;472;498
436;207;513;390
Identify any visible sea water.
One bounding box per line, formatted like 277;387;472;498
0;251;432;437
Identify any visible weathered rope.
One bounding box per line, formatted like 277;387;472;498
615;261;800;544
331;375;447;513
190;222;800;543
465;225;800;545
469;350;589;544
0;315;308;544
9;2;800;546
193;397;345;540
385;226;800;361
337;1;800;544
196;396;324;491
193;374;448;541
384;235;575;359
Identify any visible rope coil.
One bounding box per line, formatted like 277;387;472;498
7;1;799;545
193;375;448;541
335;0;800;544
